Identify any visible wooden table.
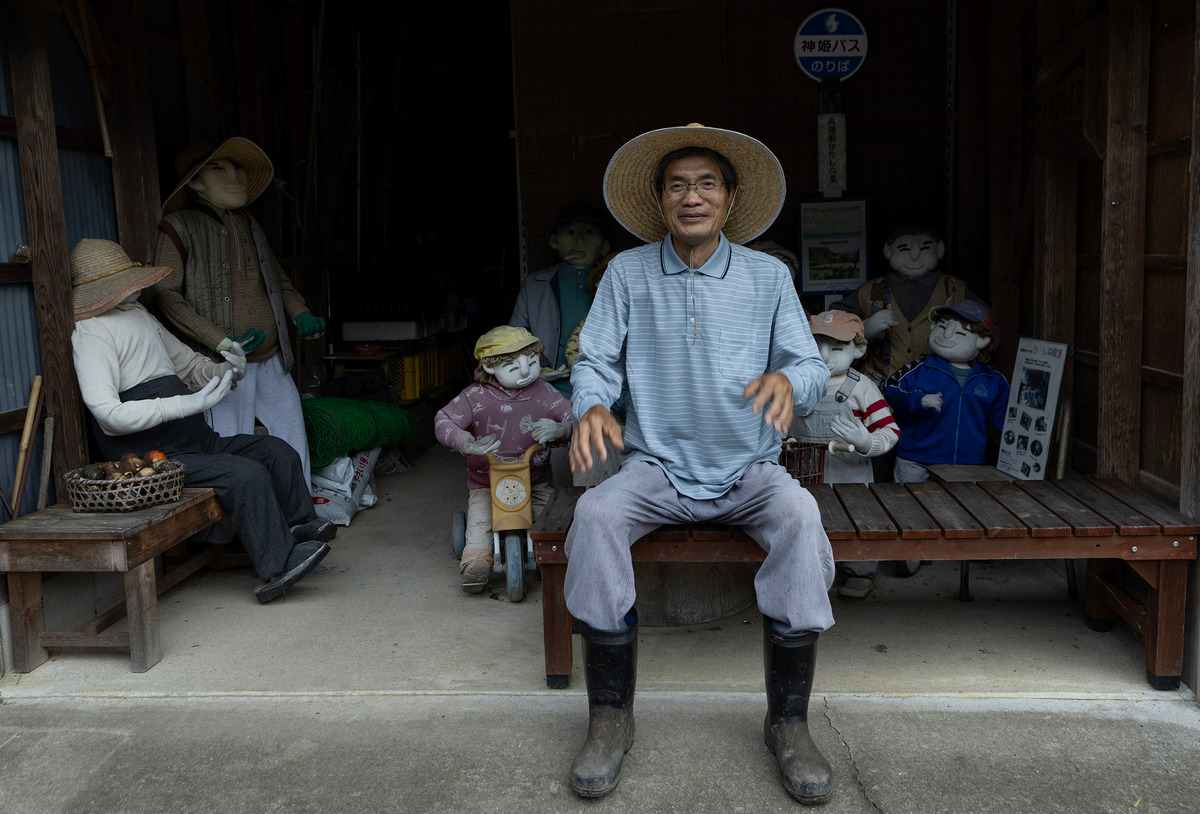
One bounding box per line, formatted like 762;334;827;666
531;477;1199;690
0;488;226;673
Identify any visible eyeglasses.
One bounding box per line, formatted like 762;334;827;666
662;179;725;199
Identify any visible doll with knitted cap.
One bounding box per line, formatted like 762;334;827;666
884;300;1009;485
434;325;573;592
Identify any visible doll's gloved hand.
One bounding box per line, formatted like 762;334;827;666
921;392;944;412
862;309;898;339
829;415;872;453
294;311;326;339
540;364;569;382
462;434;501;456
179;370;234;417
531;418;567;445
218;343;248;382
218;329;264;353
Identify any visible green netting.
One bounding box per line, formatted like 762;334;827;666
302;397;418;467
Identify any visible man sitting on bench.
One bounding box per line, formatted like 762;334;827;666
565;124;836;804
69;238;332;604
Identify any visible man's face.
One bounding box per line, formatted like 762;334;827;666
549;221;609;269
483;351;541;390
816;336;865;376
929;317;988;365
884;232;943;279
187;158;249;210
658;155;733;253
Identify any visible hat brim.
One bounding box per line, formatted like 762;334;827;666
73;263;172;321
161;137;274;216
603;124;785;245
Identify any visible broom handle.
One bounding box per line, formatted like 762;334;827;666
11;375;43;519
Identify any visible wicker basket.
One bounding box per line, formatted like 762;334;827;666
779;440;827;485
62;462;186;512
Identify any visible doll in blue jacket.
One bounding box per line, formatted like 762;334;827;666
884;300;1009;483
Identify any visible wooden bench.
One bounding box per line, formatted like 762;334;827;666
0;488;227;673
531;476;1199;690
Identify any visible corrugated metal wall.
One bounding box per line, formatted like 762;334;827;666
1;6;118;522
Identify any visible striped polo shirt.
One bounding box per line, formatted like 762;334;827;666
571;234;829;499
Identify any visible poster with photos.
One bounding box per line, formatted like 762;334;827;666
996;337;1068;480
797;197;869;294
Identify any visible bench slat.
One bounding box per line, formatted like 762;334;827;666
831;483;897;540
869;482;941;539
1015;480;1115;537
1046;479;1158;535
941;482;1027;538
1090;479;1200;535
905;481;984;538
979;480;1071;536
804;484;856;539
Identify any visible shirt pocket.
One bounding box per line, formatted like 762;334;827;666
718;327;763;381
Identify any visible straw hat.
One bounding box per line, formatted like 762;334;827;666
161;137;274;215
603;123;786;245
70;239;171;321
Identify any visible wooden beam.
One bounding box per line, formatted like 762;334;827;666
177;0;218;145
98;0;161;262
9;0;89;482
1098;0;1150;482
987;2;1025;380
1184;0;1200;523
232;1;266;143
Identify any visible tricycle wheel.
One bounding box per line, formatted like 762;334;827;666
504;531;525;602
452;511;466;559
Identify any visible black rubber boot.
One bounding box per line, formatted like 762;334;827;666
763;618;833;805
569;610;638;798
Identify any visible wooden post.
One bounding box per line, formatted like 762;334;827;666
98;0;162;262
9;0;89;481
1181;0;1200;699
1097;0;1150;483
986;2;1025;380
1034;154;1079;447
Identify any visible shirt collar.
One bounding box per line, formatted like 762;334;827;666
660;233;732;279
889;269;941;290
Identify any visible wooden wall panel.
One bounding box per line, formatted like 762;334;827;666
511;0;949;285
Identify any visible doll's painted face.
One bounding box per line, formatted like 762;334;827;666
929;317;989;367
188;158;249;210
483;351;542;390
549;221;609;269
816;336;866;376
884;232;944;280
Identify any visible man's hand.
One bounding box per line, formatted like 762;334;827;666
920;393;944;412
462;434;502;456
531;418;567;445
743;371;793;435
863;310;898;340
570;404;624;473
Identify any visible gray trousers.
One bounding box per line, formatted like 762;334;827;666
564;461;835;635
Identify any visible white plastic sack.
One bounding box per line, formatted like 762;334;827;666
311;447;381;525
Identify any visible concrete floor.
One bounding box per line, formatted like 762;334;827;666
2;444;1199;813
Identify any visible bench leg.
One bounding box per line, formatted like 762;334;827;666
1144;561;1186;691
124;561;162;673
6;572;48;673
1083;559;1118;632
540;563;573;688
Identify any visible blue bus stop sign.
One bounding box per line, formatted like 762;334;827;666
793;9;868;82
